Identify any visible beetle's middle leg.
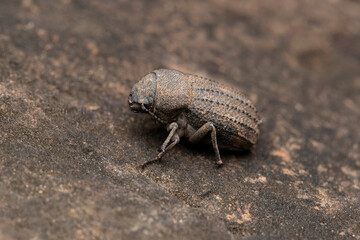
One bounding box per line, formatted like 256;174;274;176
140;122;180;169
188;122;223;166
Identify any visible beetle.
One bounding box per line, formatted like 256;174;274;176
128;69;261;168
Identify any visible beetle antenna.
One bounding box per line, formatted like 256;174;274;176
141;104;169;125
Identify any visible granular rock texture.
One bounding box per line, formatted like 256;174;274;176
0;0;359;239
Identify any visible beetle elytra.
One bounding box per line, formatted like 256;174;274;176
128;69;261;168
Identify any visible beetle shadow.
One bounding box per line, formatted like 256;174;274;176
127;114;167;142
126;115;254;165
182;141;253;165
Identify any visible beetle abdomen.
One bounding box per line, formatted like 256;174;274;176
187;74;260;148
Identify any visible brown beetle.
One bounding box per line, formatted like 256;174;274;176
128;69;261;168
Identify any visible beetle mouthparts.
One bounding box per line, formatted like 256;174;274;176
128;96;144;112
129;102;144;112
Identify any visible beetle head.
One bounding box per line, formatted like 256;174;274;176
128;72;157;113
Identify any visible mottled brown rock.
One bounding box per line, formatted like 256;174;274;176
0;0;359;239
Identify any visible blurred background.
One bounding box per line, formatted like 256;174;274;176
0;0;359;239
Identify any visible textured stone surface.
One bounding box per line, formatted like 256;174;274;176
0;0;359;239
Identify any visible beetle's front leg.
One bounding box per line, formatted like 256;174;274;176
188;122;223;166
140;122;180;169
159;122;178;152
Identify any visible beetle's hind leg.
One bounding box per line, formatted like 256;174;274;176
188;122;223;167
140;122;180;169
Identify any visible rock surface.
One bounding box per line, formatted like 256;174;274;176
0;0;359;239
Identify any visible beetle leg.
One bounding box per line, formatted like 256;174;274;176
188;122;223;166
140;123;179;169
140;134;180;169
159;122;178;152
164;134;180;152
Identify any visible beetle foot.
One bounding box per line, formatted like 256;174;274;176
140;151;165;170
139;158;159;170
215;160;223;168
